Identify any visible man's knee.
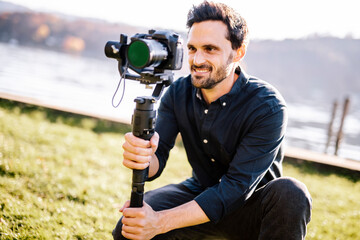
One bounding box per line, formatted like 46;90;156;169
264;177;312;220
257;177;312;239
272;177;311;201
269;177;310;194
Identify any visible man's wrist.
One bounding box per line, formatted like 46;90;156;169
156;209;172;235
154;200;210;235
148;154;159;179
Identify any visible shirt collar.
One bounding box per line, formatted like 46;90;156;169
196;88;203;100
225;66;249;97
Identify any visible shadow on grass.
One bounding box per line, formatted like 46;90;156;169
0;165;16;177
0;98;131;134
284;158;360;183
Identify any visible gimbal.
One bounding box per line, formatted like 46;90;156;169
105;30;183;208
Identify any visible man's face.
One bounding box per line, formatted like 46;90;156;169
187;20;236;89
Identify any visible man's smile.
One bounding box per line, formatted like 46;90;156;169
191;65;212;74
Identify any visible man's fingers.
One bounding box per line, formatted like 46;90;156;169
121;230;139;240
123;158;149;170
122;224;141;234
122;131;157;170
150;132;159;152
122;205;146;217
124;132;151;148
119;200;130;212
122;216;145;228
123;150;152;163
122;141;154;156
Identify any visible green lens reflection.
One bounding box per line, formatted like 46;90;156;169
127;41;150;68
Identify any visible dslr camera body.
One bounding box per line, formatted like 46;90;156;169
105;29;183;87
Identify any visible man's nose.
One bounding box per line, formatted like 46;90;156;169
193;51;206;66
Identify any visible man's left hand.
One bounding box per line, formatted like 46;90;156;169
120;201;161;240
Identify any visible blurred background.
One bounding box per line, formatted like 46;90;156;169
0;0;359;160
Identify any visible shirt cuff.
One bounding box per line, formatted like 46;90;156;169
146;151;163;181
194;187;224;223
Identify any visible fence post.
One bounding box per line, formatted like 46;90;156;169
324;100;338;154
334;97;350;156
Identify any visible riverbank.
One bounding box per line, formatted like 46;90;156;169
0;99;359;239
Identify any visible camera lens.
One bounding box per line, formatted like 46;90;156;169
127;39;168;69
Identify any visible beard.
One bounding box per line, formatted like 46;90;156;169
191;53;234;89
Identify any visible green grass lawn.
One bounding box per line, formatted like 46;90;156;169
0;99;359;239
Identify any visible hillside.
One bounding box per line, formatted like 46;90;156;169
0;0;29;13
0;11;148;58
245;38;360;104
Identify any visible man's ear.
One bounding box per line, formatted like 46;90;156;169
234;44;247;62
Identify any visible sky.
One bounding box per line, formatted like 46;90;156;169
4;0;360;40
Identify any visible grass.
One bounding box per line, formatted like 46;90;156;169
0;99;359;239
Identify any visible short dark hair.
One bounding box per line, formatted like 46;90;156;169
186;1;249;50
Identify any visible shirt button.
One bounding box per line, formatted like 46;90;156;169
222;102;226;107
211;158;215;162
203;139;208;144
204;109;208;114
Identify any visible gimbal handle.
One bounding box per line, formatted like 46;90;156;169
129;96;156;207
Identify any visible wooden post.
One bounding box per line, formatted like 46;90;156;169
324;100;338;154
334;97;350;156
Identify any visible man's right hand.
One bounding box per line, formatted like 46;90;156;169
122;132;159;171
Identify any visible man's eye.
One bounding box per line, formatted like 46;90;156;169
205;47;215;52
188;46;196;51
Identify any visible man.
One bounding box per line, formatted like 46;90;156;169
113;1;312;239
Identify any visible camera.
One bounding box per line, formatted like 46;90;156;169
105;29;183;87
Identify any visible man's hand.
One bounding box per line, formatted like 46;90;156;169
122;132;159;170
120;201;161;240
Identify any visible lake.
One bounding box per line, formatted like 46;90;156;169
0;42;359;161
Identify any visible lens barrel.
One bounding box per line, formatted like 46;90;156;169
127;39;168;69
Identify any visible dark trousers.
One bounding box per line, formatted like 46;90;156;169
113;177;312;240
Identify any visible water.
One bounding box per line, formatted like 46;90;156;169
0;42;157;123
1;43;359;161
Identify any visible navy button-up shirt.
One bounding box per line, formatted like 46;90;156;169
149;67;287;223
